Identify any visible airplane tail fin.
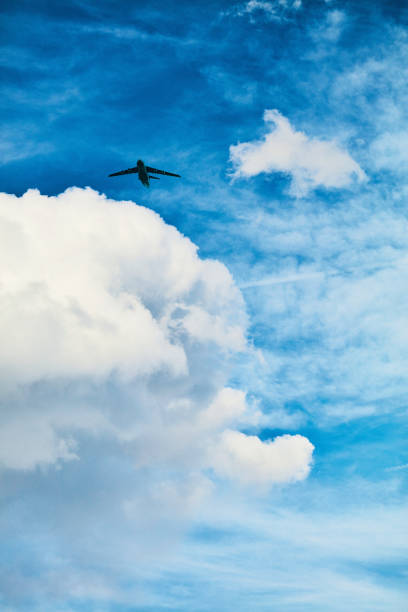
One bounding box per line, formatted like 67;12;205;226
149;175;160;180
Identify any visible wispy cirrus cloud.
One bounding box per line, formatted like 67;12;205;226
228;0;302;22
232;192;408;428
0;125;55;165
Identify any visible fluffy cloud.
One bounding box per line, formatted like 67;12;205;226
229;109;366;195
211;430;314;486
0;187;315;608
0;414;78;470
0;187;245;388
0;187;235;468
0;187;313;487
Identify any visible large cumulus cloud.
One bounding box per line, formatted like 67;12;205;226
0;187;313;480
0;187;314;607
0;187;244;386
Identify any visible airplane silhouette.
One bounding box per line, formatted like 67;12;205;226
108;159;181;187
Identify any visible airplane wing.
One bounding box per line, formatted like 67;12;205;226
146;166;181;178
108;165;139;177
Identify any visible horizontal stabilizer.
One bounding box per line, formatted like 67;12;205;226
148;175;160;180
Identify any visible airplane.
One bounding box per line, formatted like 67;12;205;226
108;159;181;187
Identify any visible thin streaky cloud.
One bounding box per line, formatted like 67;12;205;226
385;463;408;472
239;272;325;289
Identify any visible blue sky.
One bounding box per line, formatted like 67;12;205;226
1;0;408;610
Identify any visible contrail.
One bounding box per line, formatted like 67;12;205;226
239;272;325;289
238;262;398;290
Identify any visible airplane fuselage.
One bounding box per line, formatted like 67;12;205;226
137;159;150;187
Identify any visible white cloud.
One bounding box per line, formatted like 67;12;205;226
0;187;244;470
199;387;249;428
371;130;408;171
229;109;366;195
0;187;313;487
0;415;78;470
0;187;244;389
0;187;316;609
211;430;314;486
385;463;408;472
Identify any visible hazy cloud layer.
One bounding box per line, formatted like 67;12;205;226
235;196;408;425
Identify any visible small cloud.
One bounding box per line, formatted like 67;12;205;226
324;9;346;41
227;0;302;23
210;430;314;487
229;109;366;196
309;9;347;45
385;463;408;472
